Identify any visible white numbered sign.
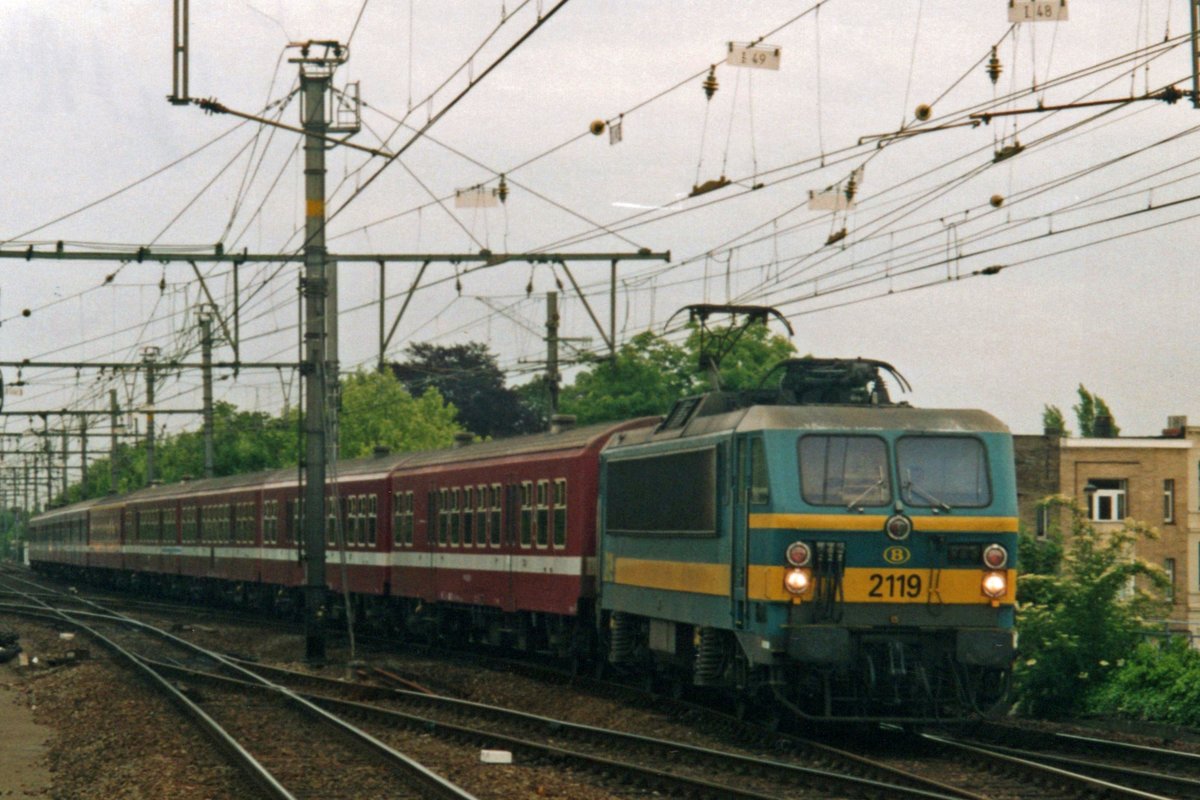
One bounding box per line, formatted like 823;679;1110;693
1008;1;1068;23
454;187;499;208
726;42;781;71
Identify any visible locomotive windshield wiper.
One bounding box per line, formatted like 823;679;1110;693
903;476;951;512
845;475;887;512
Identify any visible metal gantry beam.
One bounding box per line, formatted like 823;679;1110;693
0;248;669;265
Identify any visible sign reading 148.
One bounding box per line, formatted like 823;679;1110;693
1008;0;1068;23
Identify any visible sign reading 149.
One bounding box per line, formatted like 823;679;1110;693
726;42;781;71
1009;0;1068;23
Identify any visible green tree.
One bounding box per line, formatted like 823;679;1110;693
53;371;463;505
391;342;540;437
559;331;694;424
1041;404;1068;436
1073;385;1120;437
560;324;795;425
1015;496;1167;717
338;369;462;457
685;322;796;392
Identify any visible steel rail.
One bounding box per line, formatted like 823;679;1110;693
155;656;978;800
923;734;1176;800
0;583;294;800
0;578;480;800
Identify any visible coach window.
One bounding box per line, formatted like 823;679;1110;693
402;492;414;545
552;479;567;548
326;497;337;546
799;435;891;508
351;495;360;546
460;487;474;546
367;495;378;547
428;491;440;546
489;485;502;547
445;488;458;545
475;486;487;547
394;491;411;547
520;481;534;547
535;480;550;548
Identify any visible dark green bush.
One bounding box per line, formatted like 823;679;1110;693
1088;637;1200;727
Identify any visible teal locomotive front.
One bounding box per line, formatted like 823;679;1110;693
598;393;1017;722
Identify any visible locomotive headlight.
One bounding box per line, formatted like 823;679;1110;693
785;541;812;567
982;543;1008;570
784;568;811;595
982;570;1007;598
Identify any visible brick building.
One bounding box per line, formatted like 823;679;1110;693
1014;416;1200;633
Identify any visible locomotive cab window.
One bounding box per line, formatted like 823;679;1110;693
749;438;770;505
607;447;717;537
799;435;891;507
897;436;991;508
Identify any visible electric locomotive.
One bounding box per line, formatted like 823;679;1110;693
597;358;1017;721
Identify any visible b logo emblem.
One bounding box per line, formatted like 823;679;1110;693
883;546;910;565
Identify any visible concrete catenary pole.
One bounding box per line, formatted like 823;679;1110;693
143;347;158;485
200;310;215;479
109;389;120;494
546;292;560;419
300;61;331;663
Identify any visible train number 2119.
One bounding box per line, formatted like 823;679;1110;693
867;572;923;599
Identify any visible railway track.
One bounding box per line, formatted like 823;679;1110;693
154;655;987;800
7;566;1193;800
0;572;478;800
942;722;1200;799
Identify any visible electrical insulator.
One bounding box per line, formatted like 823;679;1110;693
497;174;508;204
702;66;718;100
987;47;1002;85
455;275;462;295
526;278;533;296
845;174;858;203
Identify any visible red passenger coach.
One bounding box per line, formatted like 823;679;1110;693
27;416;658;656
388;418;657;651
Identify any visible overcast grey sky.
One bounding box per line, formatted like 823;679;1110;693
2;0;1196;440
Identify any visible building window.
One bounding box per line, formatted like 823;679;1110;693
1035;504;1050;539
1163;479;1175;524
1165;557;1176;602
1087;479;1126;521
